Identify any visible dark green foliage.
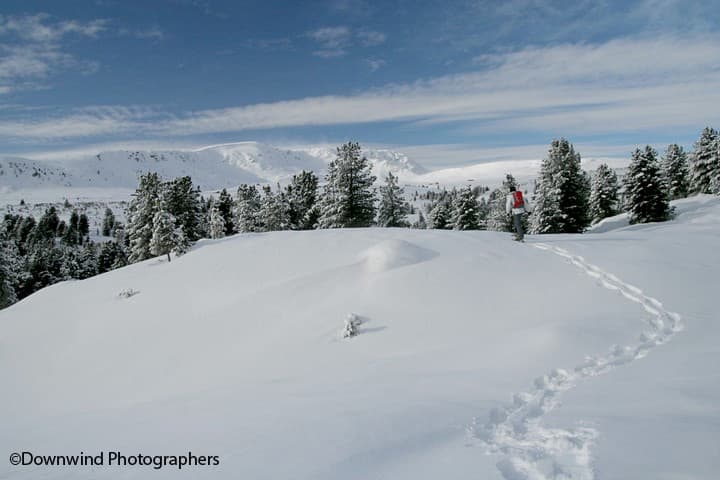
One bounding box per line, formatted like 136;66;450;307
531;139;590;234
216;189;236;235
163;176;203;241
690;127;719;194
589;163;619;223
662;144;690;200
97;241;127;273
624;146;670;224
127;172;162;262
451;185;481;230
285;171;319;230
235;184;263;232
377;172;410;227
102;207;116;236
318;142;377;228
425;190;454;229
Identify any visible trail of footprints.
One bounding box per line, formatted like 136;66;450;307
468;243;684;480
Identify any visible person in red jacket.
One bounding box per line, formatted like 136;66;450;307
505;185;531;241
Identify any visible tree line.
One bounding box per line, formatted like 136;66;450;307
1;128;718;310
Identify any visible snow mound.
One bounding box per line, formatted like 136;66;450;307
360;238;437;272
587;194;720;233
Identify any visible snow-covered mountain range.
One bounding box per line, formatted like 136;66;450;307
1;141;629;205
0;142;428;193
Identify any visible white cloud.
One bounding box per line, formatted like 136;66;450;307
305;26;385;58
119;26;164;40
2;35;719;144
0;14;110;94
0;14;107;42
306;26;351;57
365;58;386;71
356;30;386;47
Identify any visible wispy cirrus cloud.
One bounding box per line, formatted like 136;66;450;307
305;25;386;58
306;26;352;57
0;13;108;42
0;14;164;94
1;35;719;146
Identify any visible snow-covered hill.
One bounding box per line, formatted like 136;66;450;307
2;196;718;479
0;142;428;199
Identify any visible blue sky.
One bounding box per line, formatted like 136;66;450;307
1;0;719;167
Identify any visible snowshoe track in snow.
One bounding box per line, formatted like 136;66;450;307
468;243;684;480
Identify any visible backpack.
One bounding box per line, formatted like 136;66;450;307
512;191;524;209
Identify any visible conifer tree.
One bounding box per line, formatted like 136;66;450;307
690;127;720;194
162;176;203;241
413;210;427;229
127;172;162;263
76;242;98;279
150;200;180;262
235;184;262;232
624;146;670;224
318;142;377;228
661;144;690;200
451;185;481;230
426;192;452;229
61;211;81;246
589;163;619;223
216;188;236;235
102;207;116;236
209;202;226;239
530;139;590;233
377;172;410;227
258;185;288;231
0;239;20;309
487;174;518;232
285;171;319;230
78;213;90;240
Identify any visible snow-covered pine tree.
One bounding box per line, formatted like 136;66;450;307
127;172;162;263
0;239;20;309
624;146;670;224
61;210;80;245
162;176;203;241
661;144;690;200
486;174;518;232
258;185;288;232
76;242;98;280
318;142;377;228
377;172;410;227
78;213;90;241
689;127;720;194
234;184;262;233
216;188;236;235
451;185;481;230
589;163;619;223
149;196;187;262
530;139;590;234
413;210;427;229
426;192;452;229
209;201;226;239
102;207;116;236
285;170;319;230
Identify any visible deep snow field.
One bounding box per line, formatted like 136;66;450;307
1;196;718;479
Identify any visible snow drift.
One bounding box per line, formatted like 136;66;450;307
1;197;718;479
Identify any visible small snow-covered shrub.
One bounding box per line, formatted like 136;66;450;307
118;288;140;299
342;313;363;339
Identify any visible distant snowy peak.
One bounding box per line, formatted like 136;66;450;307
0;156;73;191
296;145;428;180
203;142;327;184
0;142;427;193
